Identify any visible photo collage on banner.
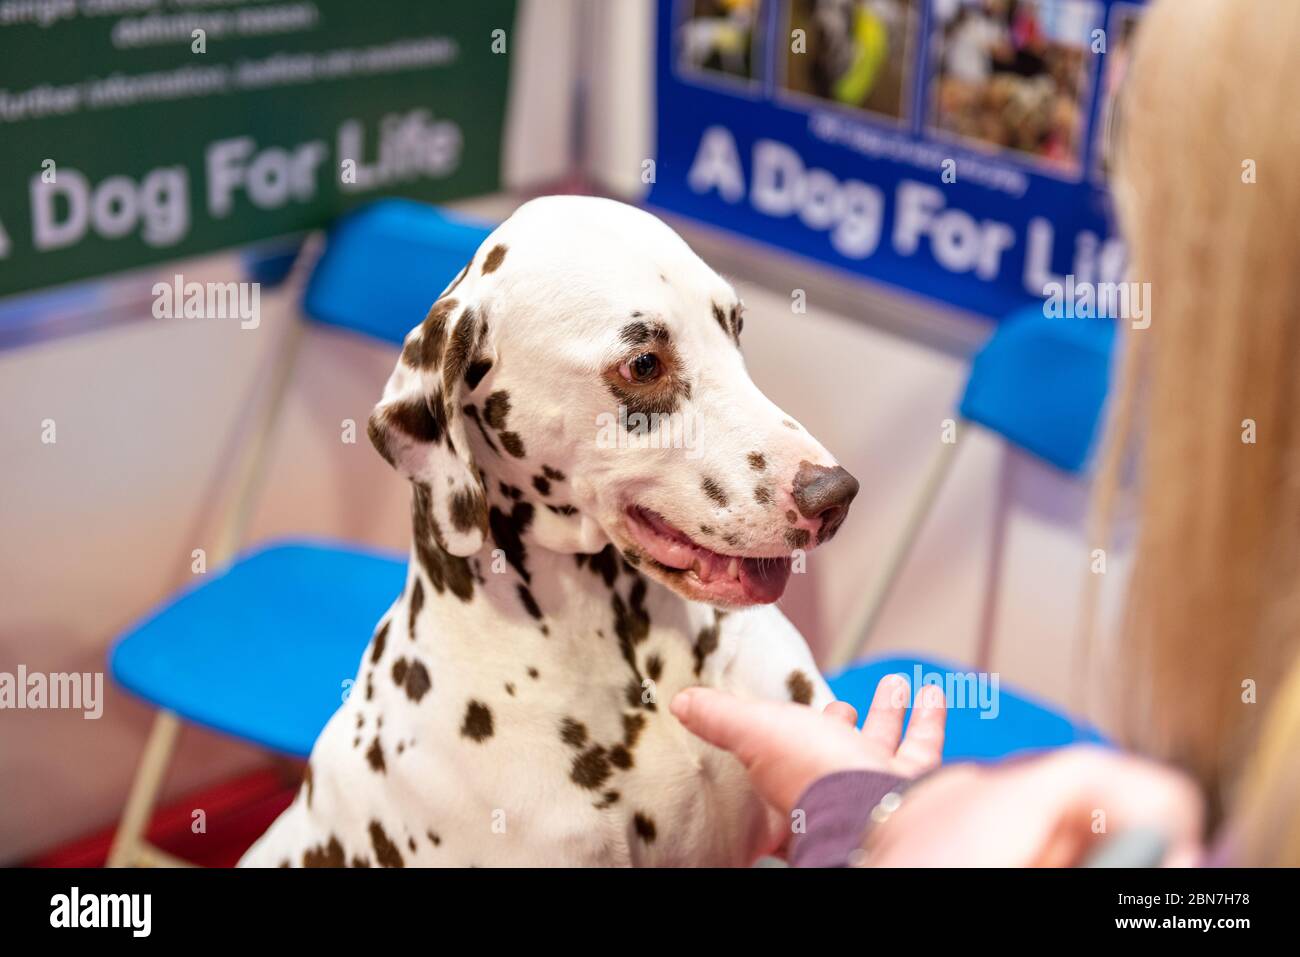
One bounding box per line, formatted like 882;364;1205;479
654;0;1148;320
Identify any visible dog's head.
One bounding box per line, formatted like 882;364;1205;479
368;196;858;609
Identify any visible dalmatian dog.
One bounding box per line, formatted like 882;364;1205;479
239;196;860;868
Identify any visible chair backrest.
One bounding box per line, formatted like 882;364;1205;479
958;305;1116;474
302;199;495;347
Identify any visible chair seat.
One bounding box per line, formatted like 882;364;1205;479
828;655;1105;761
111;541;407;758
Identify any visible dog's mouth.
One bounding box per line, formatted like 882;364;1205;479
623;505;792;607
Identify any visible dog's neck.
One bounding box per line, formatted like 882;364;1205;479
404;480;713;651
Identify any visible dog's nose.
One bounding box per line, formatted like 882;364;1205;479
792;462;859;542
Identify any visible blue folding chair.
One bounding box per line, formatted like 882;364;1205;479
106;200;494;867
827;304;1115;754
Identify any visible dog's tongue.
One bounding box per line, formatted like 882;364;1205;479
738;557;792;604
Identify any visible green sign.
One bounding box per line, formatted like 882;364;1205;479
0;0;517;298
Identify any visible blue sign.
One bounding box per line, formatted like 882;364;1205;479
650;0;1146;320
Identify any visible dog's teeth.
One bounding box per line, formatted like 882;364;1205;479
727;558;739;579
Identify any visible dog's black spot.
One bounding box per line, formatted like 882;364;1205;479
370;620;389;665
693;621;720;677
302;835;345;868
754;486;773;505
699;524;714;535
499;431;526;458
633;812;657;844
482;244;507;274
366;736;386;773
560;717;588;748
499;481;523;500
532;474;551;496
547;503;578;516
785;527;811;549
465;358;493;390
571;745;612;790
408;579;425;638
489;500;534;583
542;465;566;481
484;390;511;430
620;321;651;347
701;477;728;508
369;820;405;868
730;304;743;339
596;790;620;809
407;836;417;853
392;657;408;687
748;451;767;471
427;830;442;847
461;700;494;742
646;654;663;682
517;583;543;621
610;744;633;770
787;670;815;705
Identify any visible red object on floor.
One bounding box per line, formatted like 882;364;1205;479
27;767;297;868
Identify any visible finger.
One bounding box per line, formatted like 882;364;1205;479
823;700;859;727
670;687;796;767
894;683;947;774
859;674;911;757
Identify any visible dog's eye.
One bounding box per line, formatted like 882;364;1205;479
620;353;661;384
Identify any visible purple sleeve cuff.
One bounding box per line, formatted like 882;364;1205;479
788;769;908;868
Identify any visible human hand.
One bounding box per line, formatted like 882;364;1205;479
864;745;1205;867
670;674;947;817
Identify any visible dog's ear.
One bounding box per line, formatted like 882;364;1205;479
368;294;495;557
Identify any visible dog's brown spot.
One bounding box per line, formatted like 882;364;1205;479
499;431;526;458
754;486;772;505
369;820;404;868
408;578;425;638
488;500;534;583
370;620;389;664
366;736;386;773
442;306;482;397
463;403;499;454
402;298;458;369
527;666;540;679
560;717;588;748
482;244;507;274
786;510;798;524
450;486;487;536
403;660;432;703
785;527;810;549
633;812;657;844
571;745;612;790
484;390;511;429
504;682;516;696
517;584;543;621
461;700;494;742
427;830;442;847
712;302;730;337
302;835;345;868
646;654;663;682
350;856;369;868
747;451;766;471
411;483;476;602
787;669;815;705
701;477;728;508
693;621;720;676
392;657;408;686
610;744;633;770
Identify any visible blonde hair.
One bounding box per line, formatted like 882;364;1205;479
1094;0;1300;860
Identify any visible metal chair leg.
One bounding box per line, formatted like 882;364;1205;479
106;710;182;868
